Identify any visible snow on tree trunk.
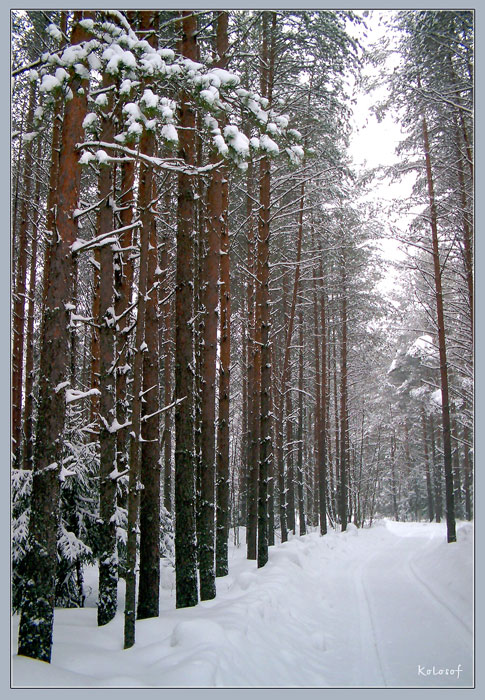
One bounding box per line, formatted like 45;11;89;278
17;12;92;664
137;9;162;623
174;10;199;609
97;72;118;627
215;10;231;580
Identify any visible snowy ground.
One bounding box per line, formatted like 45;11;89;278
11;519;473;688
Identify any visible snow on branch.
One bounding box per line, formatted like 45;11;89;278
71;220;141;254
79;140;224;175
65;388;101;404
142;397;186;423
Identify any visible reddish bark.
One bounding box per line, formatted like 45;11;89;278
96;74;117;627
12;82;36;464
420;88;456;543
215;11;232;579
22;135;41;471
138;10;162;622
256;11;273;568
17;12;92;663
174;10;199;609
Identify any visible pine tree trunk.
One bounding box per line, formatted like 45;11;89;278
319;282;328;535
214;12;231;578
12;82;36;465
285;378;296;535
174;10;199;609
96;75;118;627
420;91;456;543
339;277;348;532
22;135;41;471
41;12;67;326
160;199;173;513
122;157;149;647
246;151;259;560
17;13;92;663
429;413;443;523
137;10;162;621
256;11;276;569
198;12;230;595
275;346;288;543
297;308;306;535
11;89;28;293
89;250;101;423
462;421;472;521
421;407;434;522
451;418;462;520
114;143;136;488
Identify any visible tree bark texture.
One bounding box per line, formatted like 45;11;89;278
420;91;456;543
97;75;118;627
12;82;36;465
17;12;92;663
174;10;199;609
138;9;162;622
215;8;231;580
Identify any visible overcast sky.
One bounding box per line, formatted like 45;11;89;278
345;10;417;296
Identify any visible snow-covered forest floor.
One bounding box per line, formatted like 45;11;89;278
12;519;473;688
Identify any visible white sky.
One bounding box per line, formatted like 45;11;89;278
345;10;416;296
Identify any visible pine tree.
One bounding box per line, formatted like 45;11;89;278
17;12;93;663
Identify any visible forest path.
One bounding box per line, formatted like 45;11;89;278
345;522;473;686
12;520;473;688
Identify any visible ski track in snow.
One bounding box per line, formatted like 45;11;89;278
406;554;473;639
12;520;473;688
354;553;388;686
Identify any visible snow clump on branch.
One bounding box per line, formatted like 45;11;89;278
32;12;306;171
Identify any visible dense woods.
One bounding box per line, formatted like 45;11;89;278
11;9;473;664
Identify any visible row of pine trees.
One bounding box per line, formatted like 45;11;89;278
12;9;473;664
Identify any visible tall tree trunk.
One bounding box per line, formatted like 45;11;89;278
215;136;231;577
214;10;231;580
462;421;472;521
240;304;249;527
429;413;443;523
390;427;399;521
311;265;321;530
137;10;162;622
22;135;41;471
12;81;36;465
297;308;306;535
318;274;328;536
11;89;28;293
17;13;92;663
245;150;258;557
339;274;348;532
160;195;173;513
114;152;135;493
245;122;260;559
174;10;199;609
97;75;118;627
326;321;336;524
275;346;287;543
41;10;67;324
257;11;276;568
194;115;204;572
420;84;456;543
198;11;229;596
451;417;462;520
421;407;434;522
285;374;296;535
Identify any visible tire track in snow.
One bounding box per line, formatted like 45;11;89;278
406;552;472;640
353;554;388;686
